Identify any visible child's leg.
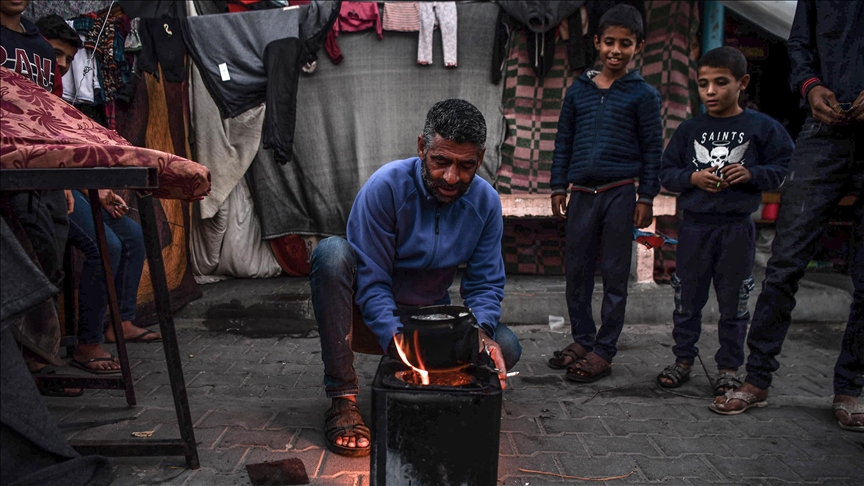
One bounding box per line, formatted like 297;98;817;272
564;191;601;351
593;185;636;363
712;219;756;372
671;220;717;367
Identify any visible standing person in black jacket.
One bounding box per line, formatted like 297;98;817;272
711;1;863;432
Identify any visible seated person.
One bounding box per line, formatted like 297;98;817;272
309;99;522;457
66;190;161;374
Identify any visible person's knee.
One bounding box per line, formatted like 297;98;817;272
494;325;522;370
311;237;356;276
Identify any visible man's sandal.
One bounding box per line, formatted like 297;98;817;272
833;401;864;432
709;390;768;415
547;342;587;370
324;399;371;457
656;363;690;389
565;352;611;383
713;372;742;396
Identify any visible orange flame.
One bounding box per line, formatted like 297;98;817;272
393;333;429;385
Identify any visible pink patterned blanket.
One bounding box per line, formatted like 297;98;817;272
0;68;210;201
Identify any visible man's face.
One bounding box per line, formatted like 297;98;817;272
698;66;749;118
417;134;485;204
47;39;77;76
0;0;29;17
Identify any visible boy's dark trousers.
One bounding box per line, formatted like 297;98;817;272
564;183;636;363
745;118;864;397
671;213;756;371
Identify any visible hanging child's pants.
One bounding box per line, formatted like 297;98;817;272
418;2;457;67
671;213;756;371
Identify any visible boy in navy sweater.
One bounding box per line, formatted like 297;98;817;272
657;47;793;394
547;5;662;383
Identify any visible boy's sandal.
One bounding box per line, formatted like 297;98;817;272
713;372;743;396
69;356;121;375
656;363;690;388
565;352;611;383
709;390;768;415
547;342;587;370
833;401;864;432
324;399;371;457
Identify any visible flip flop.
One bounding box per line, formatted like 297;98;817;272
69;356;121;374
709;390;768;415
833;401;864;432
32;365;87;397
106;329;162;344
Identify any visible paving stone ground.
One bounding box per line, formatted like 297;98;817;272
45;321;863;485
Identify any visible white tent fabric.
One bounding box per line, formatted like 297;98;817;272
720;0;798;40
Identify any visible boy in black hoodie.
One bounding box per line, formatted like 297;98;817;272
657;47;793;395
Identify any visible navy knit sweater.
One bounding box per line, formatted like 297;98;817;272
551;69;663;200
659;109;793;216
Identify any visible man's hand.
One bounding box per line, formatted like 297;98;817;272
846;90;864;122
720;164;752;185
690;167;726;193
478;328;507;389
551;194;567;219
633;203;653;229
98;189;127;219
64;190;75;214
807;85;847;125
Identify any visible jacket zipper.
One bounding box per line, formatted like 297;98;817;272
426;205;441;269
588;92;606;182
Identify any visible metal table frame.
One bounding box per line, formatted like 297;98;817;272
0;167;200;469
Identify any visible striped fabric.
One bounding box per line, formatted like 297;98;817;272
634;0;701;146
496;32;577;194
382;2;420;32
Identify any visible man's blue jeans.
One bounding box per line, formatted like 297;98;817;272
745;118;863;396
310;236;522;398
66;191;146;345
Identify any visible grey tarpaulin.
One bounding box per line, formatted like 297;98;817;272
247;1;505;239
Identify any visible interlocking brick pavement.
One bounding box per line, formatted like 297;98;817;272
44;321;863;485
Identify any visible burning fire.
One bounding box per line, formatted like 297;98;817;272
393;333;429;385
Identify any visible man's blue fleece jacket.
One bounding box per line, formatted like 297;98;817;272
347;157;506;352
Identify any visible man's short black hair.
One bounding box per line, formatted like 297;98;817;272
422;99;486;152
597;4;644;44
35;14;83;49
697;46;748;80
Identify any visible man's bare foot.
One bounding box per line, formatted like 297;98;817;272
833;395;864;431
711;382;768;413
30;362;83;396
72;343;120;372
332;396;370;450
104;320;162;343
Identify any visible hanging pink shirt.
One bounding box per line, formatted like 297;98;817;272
325;2;383;64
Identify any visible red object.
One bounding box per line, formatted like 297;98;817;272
269;235;311;277
635;235;665;250
762;203;779;221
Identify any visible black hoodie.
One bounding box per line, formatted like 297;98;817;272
0;16;61;96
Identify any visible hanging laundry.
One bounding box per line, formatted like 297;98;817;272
324;2;382;64
138;17;187;83
417;2;457;67
182;7;301;119
382;2;419;32
61;19;102;105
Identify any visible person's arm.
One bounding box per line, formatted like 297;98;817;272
740;122;794;192
460;197;505;338
788;0;846;125
551;88;577;217
636;88;663;202
658;125;694;193
347;177;403;352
